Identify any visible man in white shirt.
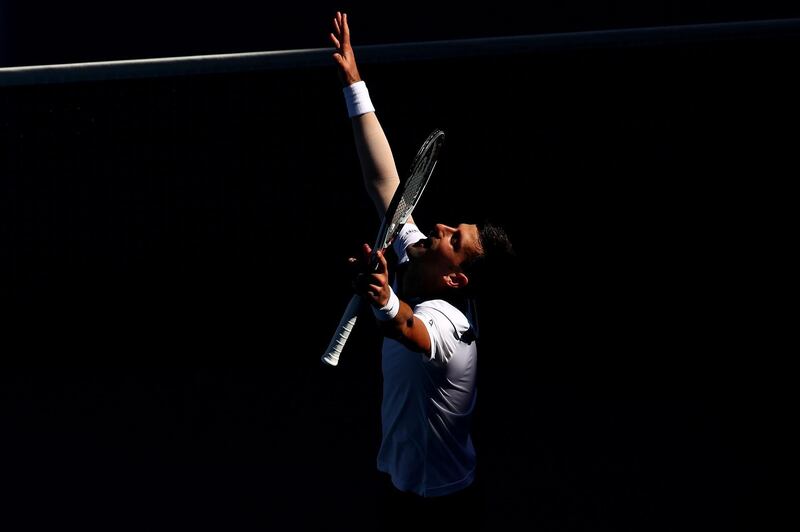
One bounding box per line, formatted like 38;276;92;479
329;11;514;530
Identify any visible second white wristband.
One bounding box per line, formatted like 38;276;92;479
372;287;400;321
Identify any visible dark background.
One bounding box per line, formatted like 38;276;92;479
2;0;800;67
1;3;792;531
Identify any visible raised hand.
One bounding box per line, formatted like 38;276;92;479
329;11;362;86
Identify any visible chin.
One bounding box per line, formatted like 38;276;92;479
407;248;424;261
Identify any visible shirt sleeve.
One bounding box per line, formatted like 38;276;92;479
413;300;472;365
392;223;426;265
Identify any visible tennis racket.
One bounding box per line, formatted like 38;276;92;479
321;129;445;366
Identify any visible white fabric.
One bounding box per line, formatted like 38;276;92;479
372;287;400;321
392;223;425;261
343;81;375;117
377;223;478;497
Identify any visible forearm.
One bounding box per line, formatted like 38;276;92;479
360;249;430;354
351;112;401;218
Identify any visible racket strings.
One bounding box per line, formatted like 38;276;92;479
390;141;440;226
381;131;443;248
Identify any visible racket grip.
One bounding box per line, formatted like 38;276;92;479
321;295;362;367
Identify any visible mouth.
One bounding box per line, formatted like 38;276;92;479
412;238;431;249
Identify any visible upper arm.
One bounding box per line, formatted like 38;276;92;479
381;315;432;355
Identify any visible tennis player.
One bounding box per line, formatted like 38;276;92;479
330;11;514;530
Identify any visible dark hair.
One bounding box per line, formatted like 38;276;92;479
460;221;516;298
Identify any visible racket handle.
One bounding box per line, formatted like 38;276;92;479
321;295;362;367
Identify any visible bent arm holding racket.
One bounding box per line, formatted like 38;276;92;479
352;243;432;354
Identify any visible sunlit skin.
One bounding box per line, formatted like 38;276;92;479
330;12;362;86
402;223;482;300
357;223;482;309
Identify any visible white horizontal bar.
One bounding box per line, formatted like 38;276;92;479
1;18;798;87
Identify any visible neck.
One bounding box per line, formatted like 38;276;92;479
399;268;467;310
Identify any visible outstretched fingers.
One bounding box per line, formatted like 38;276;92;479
329;11;361;85
331;12;348;63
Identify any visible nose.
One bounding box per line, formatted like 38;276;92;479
434;223;455;236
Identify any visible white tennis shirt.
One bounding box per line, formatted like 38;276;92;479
377;223;478;497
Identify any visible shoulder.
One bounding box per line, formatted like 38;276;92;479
413;299;470;335
413;299;474;364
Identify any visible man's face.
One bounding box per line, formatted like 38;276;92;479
407;223;482;273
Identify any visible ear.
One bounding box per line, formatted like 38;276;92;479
444;272;469;289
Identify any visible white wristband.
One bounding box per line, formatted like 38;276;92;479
372;287;400;321
343;81;375;118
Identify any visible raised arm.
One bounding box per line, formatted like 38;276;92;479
330;12;407;222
